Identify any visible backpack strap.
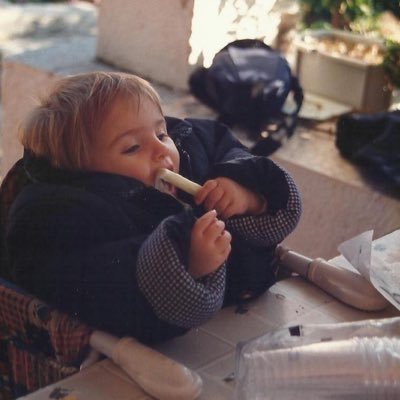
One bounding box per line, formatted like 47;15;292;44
278;75;303;139
287;75;304;118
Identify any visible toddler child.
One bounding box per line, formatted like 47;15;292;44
6;72;302;344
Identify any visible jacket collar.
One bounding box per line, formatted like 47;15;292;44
22;149;146;196
166;116;192;145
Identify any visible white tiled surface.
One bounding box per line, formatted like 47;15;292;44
21;230;400;400
200;307;277;345
154;328;233;370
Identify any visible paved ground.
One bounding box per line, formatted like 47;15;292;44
0;0;98;166
0;0;97;56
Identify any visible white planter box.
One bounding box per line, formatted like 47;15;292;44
295;30;392;112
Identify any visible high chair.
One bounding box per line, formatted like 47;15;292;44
0;277;93;399
0;160;93;399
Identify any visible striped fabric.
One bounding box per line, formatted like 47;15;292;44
0;278;92;399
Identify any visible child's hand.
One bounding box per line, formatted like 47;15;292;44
194;177;266;219
188;210;232;279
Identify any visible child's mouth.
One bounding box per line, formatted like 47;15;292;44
154;170;177;196
155;168;201;197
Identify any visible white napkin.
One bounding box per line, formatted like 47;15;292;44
338;230;400;310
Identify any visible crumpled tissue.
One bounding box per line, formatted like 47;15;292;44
338;230;400;310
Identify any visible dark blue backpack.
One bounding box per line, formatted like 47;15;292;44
189;39;303;155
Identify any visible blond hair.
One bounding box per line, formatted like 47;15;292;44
20;71;163;170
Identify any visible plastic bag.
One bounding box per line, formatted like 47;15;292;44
235;317;400;400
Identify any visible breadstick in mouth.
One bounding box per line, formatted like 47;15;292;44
156;168;201;196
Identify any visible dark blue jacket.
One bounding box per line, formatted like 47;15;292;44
6;118;301;344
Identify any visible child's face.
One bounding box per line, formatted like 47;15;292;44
88;95;180;195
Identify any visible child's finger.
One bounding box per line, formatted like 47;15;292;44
193;209;218;233
216;232;232;259
204;188;224;212
216;229;232;247
203;218;226;239
194;180;218;205
219;202;236;219
220;243;232;259
201;181;228;211
213;195;232;218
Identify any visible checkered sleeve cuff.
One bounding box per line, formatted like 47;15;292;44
136;221;226;328
226;168;302;246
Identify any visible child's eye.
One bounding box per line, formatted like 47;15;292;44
157;132;169;141
122;144;140;154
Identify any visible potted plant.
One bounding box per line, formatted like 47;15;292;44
383;39;400;90
296;0;400;111
298;0;375;30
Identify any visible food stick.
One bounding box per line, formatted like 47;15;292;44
157;168;201;196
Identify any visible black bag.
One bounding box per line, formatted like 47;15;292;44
336;110;400;191
189;39;303;155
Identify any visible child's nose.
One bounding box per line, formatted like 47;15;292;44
152;137;169;160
